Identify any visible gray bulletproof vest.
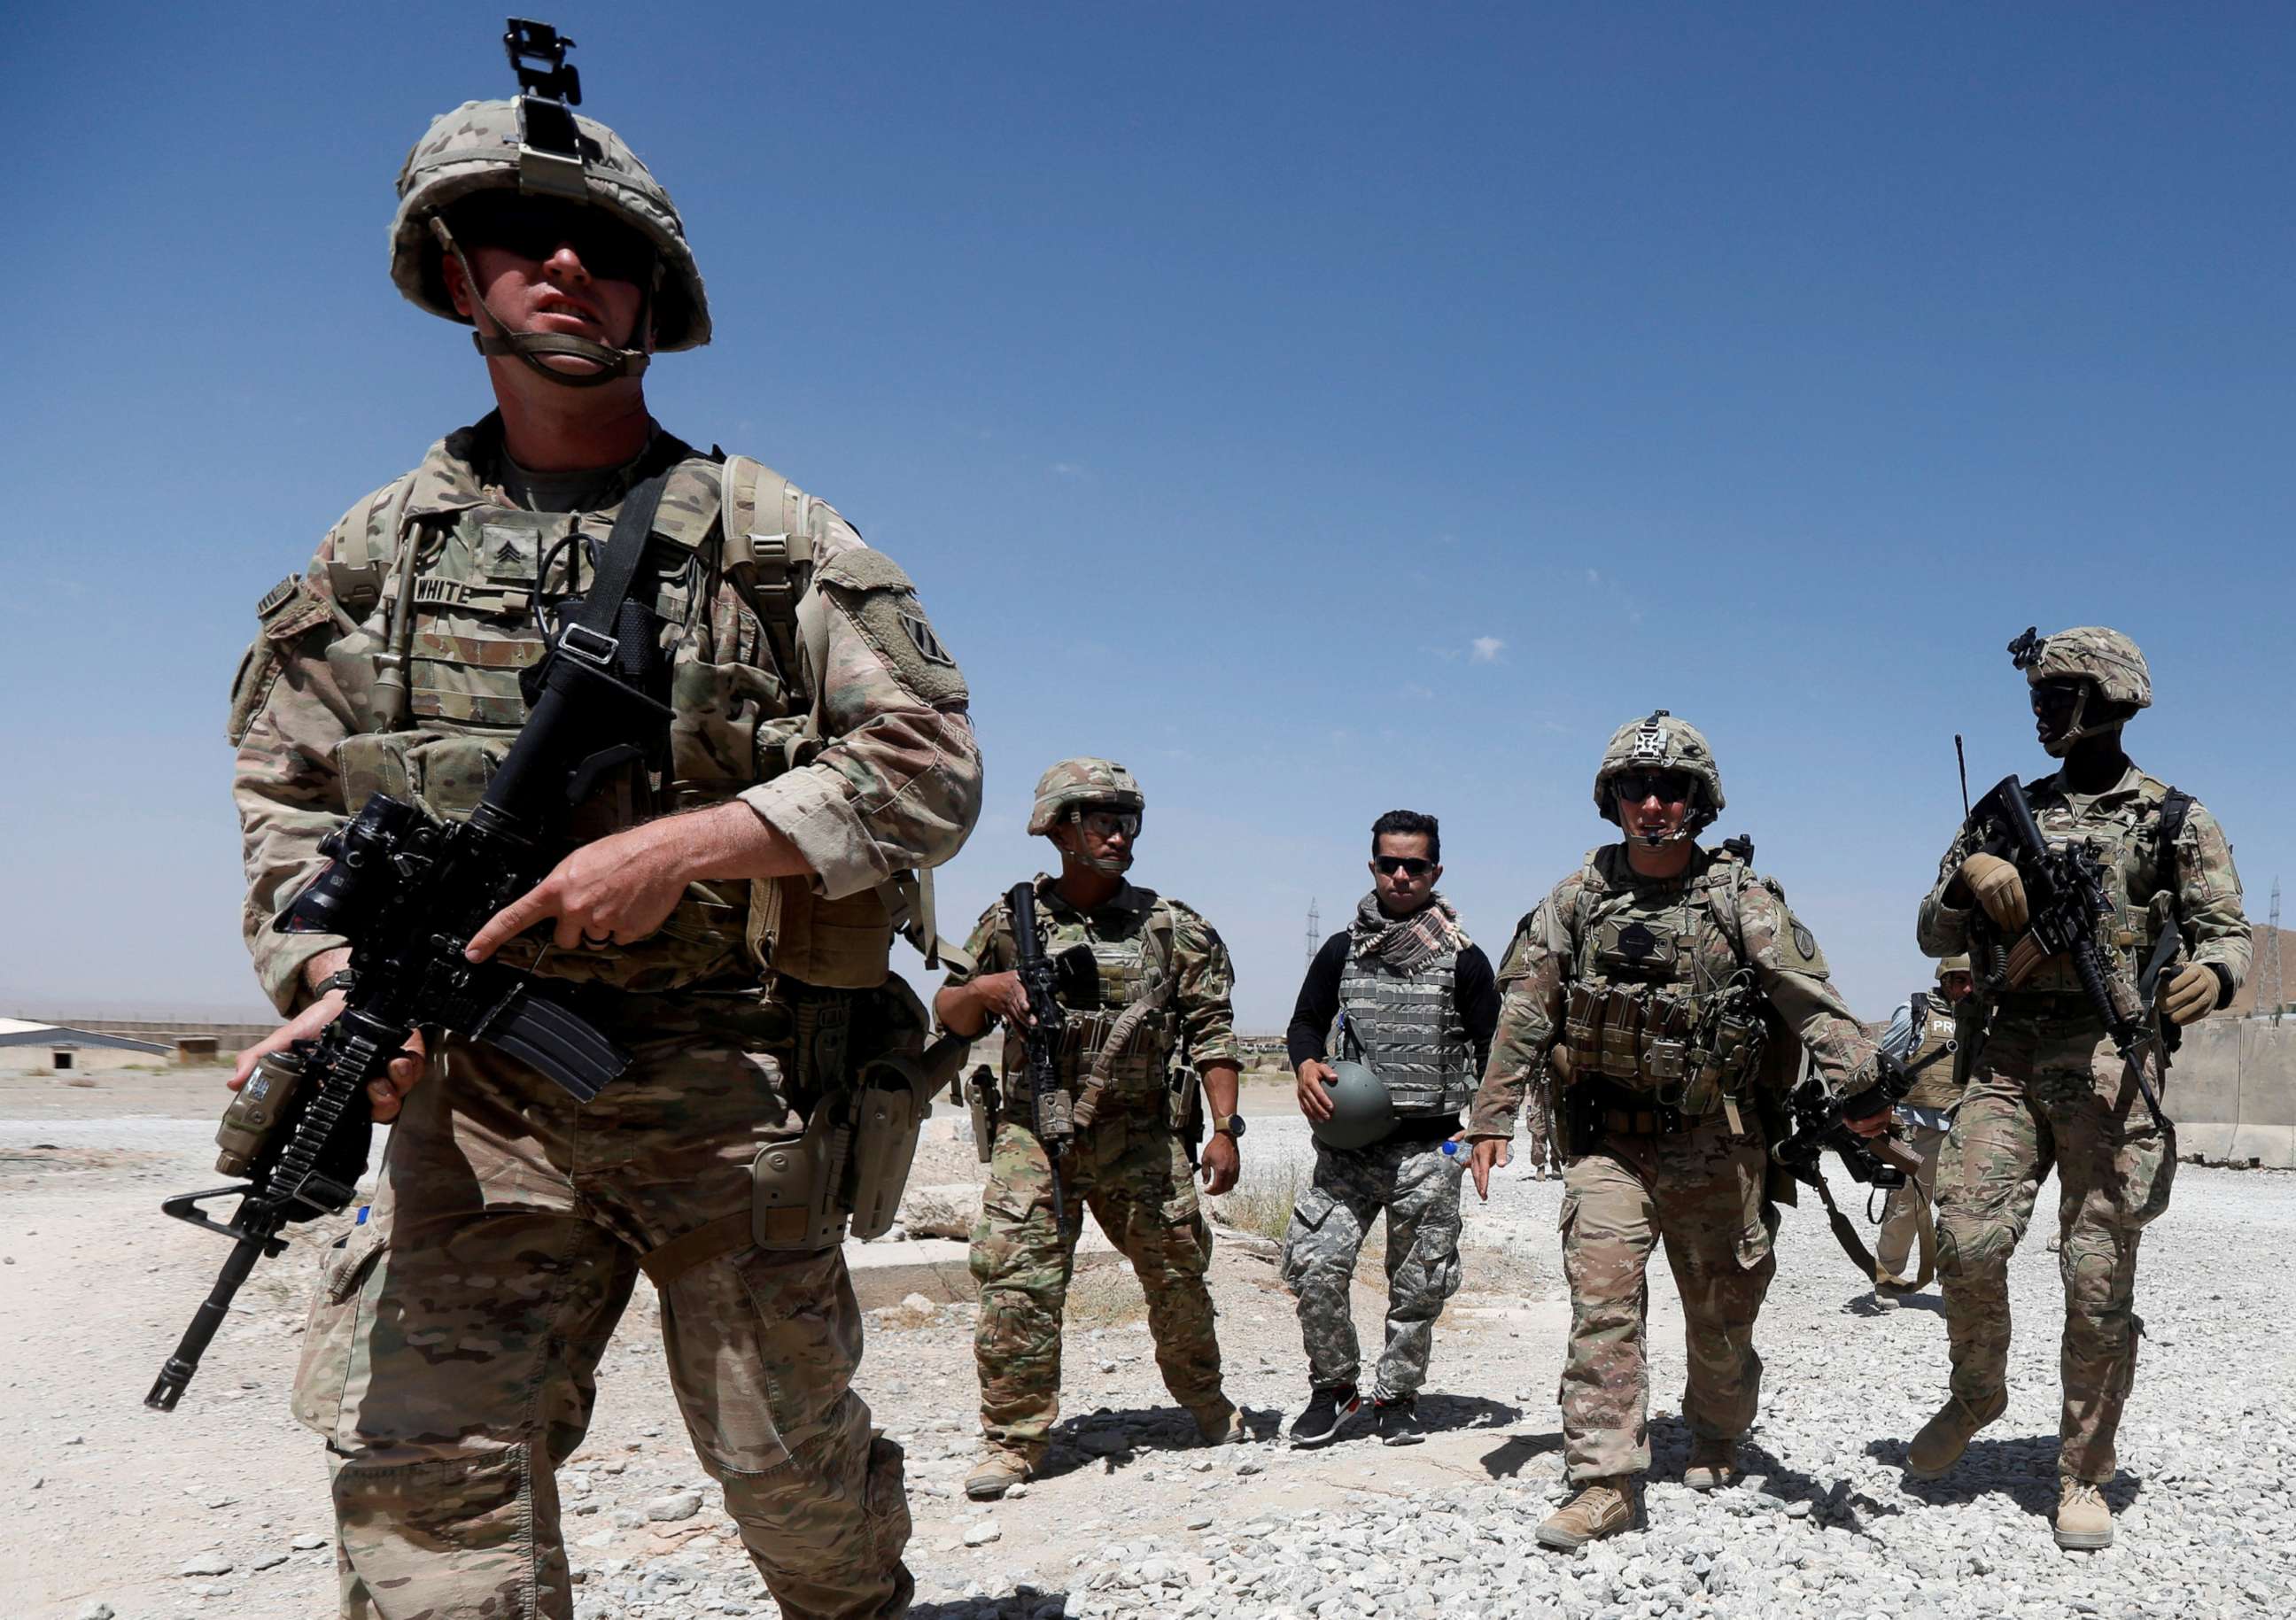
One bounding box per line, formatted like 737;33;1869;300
1335;945;1475;1114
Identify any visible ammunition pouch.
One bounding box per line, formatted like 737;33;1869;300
1561;980;1755;1110
1597;984;1643;1079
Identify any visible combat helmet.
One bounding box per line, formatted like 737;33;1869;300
1592;710;1724;844
1310;1058;1397;1151
1029;757;1144;874
2007;625;2150;757
1935;953;1973;981
390;23;710;384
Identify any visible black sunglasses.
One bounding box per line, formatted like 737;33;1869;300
1614;770;1693;803
1372;856;1435;877
450;197;656;285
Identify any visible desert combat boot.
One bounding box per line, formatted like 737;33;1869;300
1536;1477;1639;1551
965;1446;1036;1502
1189;1395;1246;1446
1683;1437;1741;1492
2055;1479;2114;1550
1905;1388;2008;1478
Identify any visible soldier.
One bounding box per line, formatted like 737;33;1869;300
225;55;980;1620
1283;810;1500;1446
1869;955;1977;1302
1462;712;1891;1550
934;759;1248;1501
1906;627;2245;1551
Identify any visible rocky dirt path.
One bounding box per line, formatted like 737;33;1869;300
3;1074;2290;1619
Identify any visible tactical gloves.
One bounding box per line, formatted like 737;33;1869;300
1958;853;2028;932
2160;962;2221;1026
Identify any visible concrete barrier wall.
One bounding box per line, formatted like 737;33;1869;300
2170;1017;2296;1168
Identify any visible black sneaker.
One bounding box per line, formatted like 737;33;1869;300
1290;1384;1362;1449
1375;1396;1426;1446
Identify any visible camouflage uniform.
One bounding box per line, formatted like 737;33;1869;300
1873;980;1974;1283
1919;765;2245;1483
1281;1136;1467;1399
232;101;981;1620
943;877;1241;1460
1468;715;1880;1487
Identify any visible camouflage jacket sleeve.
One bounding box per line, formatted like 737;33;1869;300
1467;878;1576;1138
936;899;1011;1000
229;515;372;1014
1168;903;1242;1070
1916;823;1982;959
2170;798;2249;987
1735;874;1877;1097
736;515;983;901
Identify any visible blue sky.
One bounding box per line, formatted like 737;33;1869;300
2;2;2288;1027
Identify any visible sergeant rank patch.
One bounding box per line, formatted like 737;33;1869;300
902;609;956;668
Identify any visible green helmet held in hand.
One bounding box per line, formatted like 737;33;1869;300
390;24;709;386
1591;710;1725;844
1310;1058;1397;1151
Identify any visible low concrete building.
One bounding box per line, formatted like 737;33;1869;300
0;1019;171;1074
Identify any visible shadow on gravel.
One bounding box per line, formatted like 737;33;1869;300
1866;1433;2147;1520
1412;1391;1523;1438
1032;1404;1278;1481
912;1593;1070;1618
1843;1288;1946;1318
1478;1430;1564;1478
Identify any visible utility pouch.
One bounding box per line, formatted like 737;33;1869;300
1641;994;1695;1087
750;1109;848;1253
752;878;896;990
1563;981;1605;1074
1598;985;1645;1081
845;1050;935;1243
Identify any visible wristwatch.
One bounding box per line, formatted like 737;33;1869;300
1210;1113;1246;1140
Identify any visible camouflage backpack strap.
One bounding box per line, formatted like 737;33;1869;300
321;471;419;619
723;453;974;976
718;453;817;704
2153;784;2193;898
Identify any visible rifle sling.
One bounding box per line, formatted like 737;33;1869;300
1807;1167;1935;1291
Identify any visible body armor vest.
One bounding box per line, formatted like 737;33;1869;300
1902;993;1966;1112
313;437;892;993
1334;945;1476;1114
1004;888;1182;1101
1557;853;1765;1112
2006;774;2181;999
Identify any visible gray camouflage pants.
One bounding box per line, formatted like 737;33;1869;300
1279;1133;1465;1399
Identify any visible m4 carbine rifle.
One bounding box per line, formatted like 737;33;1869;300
1004;884;1104;1236
147;475;680;1412
1965;773;2178;1131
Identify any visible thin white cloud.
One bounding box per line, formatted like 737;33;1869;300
1470;636;1505;663
1050;461;1090;480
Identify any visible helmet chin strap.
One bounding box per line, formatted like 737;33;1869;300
430;215;652;387
1074;849;1134;876
2040;685;2122;759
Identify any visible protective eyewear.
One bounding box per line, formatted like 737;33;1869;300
450;197;656;284
1614;770;1693;804
1372;856;1435;878
2029;678;2086;716
1074;809;1141;839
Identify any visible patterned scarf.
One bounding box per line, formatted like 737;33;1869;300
1350;889;1470;974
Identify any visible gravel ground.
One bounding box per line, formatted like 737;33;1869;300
4;1075;2290;1619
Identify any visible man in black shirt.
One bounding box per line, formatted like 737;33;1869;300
1281;810;1501;1446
